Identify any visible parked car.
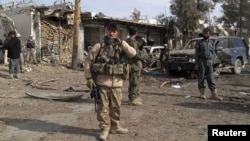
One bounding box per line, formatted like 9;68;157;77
166;36;249;77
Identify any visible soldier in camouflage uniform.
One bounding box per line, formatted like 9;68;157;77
84;22;136;141
194;28;223;101
126;26;148;105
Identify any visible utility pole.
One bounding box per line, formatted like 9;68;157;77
239;0;243;37
71;0;81;69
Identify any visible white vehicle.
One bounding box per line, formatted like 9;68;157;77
144;46;165;58
143;46;165;68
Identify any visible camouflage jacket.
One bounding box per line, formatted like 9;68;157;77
126;38;148;71
84;40;136;88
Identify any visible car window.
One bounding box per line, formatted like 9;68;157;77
216;38;229;49
152;49;157;53
228;38;234;48
234;38;244;48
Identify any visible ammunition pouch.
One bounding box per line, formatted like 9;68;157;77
91;63;130;80
92;63;105;74
105;64;124;75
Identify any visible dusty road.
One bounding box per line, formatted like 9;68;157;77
0;64;250;141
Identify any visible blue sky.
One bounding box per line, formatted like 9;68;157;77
0;0;223;19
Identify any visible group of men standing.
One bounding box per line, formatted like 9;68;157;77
84;23;223;141
0;31;37;79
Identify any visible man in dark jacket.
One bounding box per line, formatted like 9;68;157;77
5;31;21;79
194;28;222;101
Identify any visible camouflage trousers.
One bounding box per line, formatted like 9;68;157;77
128;70;141;100
25;48;37;64
97;86;122;130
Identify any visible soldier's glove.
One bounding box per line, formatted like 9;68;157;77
87;78;96;89
111;37;123;46
116;37;123;46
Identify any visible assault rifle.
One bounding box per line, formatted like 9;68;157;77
90;86;99;112
89;42;102;112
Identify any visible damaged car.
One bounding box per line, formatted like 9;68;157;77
142;45;165;68
166;36;249;77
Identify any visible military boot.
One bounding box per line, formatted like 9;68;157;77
110;127;128;134
210;89;223;101
199;88;206;99
14;73;18;79
8;73;13;79
99;128;110;141
129;97;142;106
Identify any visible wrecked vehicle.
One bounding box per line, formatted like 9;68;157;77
142;45;165;68
166;36;249;77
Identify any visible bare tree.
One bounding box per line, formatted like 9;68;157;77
131;8;141;22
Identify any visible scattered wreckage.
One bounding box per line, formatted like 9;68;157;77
25;92;84;101
25;78;89;101
142;45;165;69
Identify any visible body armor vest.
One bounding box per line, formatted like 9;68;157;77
91;43;129;79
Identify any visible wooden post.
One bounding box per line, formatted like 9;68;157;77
71;0;81;69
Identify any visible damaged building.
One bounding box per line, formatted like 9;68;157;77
0;13;18;36
0;2;167;66
81;12;166;51
0;2;78;65
35;5;76;64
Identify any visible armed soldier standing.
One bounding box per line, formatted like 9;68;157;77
194;28;223;101
126;26;148;105
25;35;37;64
84;22;136;141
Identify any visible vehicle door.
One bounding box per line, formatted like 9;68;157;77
215;38;233;64
234;38;248;64
242;39;249;59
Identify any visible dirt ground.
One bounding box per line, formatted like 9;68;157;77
0;63;250;141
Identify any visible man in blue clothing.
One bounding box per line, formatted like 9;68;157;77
194;28;223;101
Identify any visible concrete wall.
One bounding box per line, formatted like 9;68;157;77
1;8;32;41
0;13;18;39
84;27;101;50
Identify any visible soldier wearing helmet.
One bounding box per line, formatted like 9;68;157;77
25;34;37;64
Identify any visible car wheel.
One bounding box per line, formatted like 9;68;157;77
231;59;242;74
